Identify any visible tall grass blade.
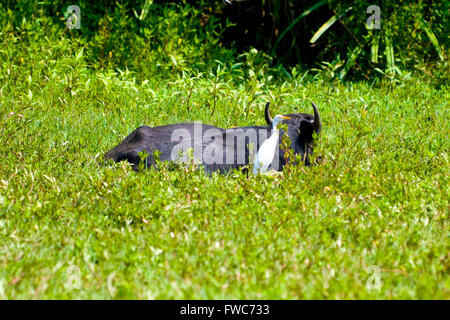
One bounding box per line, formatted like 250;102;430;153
273;0;328;52
420;18;444;61
339;46;362;80
310;7;352;44
385;34;395;71
370;33;379;63
139;0;153;21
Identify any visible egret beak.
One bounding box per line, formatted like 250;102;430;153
280;116;291;120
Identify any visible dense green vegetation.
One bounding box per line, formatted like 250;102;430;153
0;1;448;299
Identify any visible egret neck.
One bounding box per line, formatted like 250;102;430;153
253;115;291;175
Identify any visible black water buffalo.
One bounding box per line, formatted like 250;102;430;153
104;102;321;173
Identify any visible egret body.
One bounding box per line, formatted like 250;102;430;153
253;114;291;175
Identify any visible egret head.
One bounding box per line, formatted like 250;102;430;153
272;115;291;128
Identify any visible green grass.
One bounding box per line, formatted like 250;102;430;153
0;5;449;299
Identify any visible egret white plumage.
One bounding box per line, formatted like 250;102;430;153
253;114;291;175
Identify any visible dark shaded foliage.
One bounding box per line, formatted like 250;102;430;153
1;0;447;81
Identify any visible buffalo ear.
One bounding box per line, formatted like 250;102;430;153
298;120;315;137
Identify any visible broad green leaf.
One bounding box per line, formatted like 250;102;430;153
76;48;84;61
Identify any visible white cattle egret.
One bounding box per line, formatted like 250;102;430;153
253;114;291;175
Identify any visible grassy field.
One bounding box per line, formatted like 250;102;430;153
0;6;449;299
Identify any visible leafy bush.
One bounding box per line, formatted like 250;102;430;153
0;0;235;78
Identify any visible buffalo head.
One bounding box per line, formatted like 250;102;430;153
265;101;321;167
